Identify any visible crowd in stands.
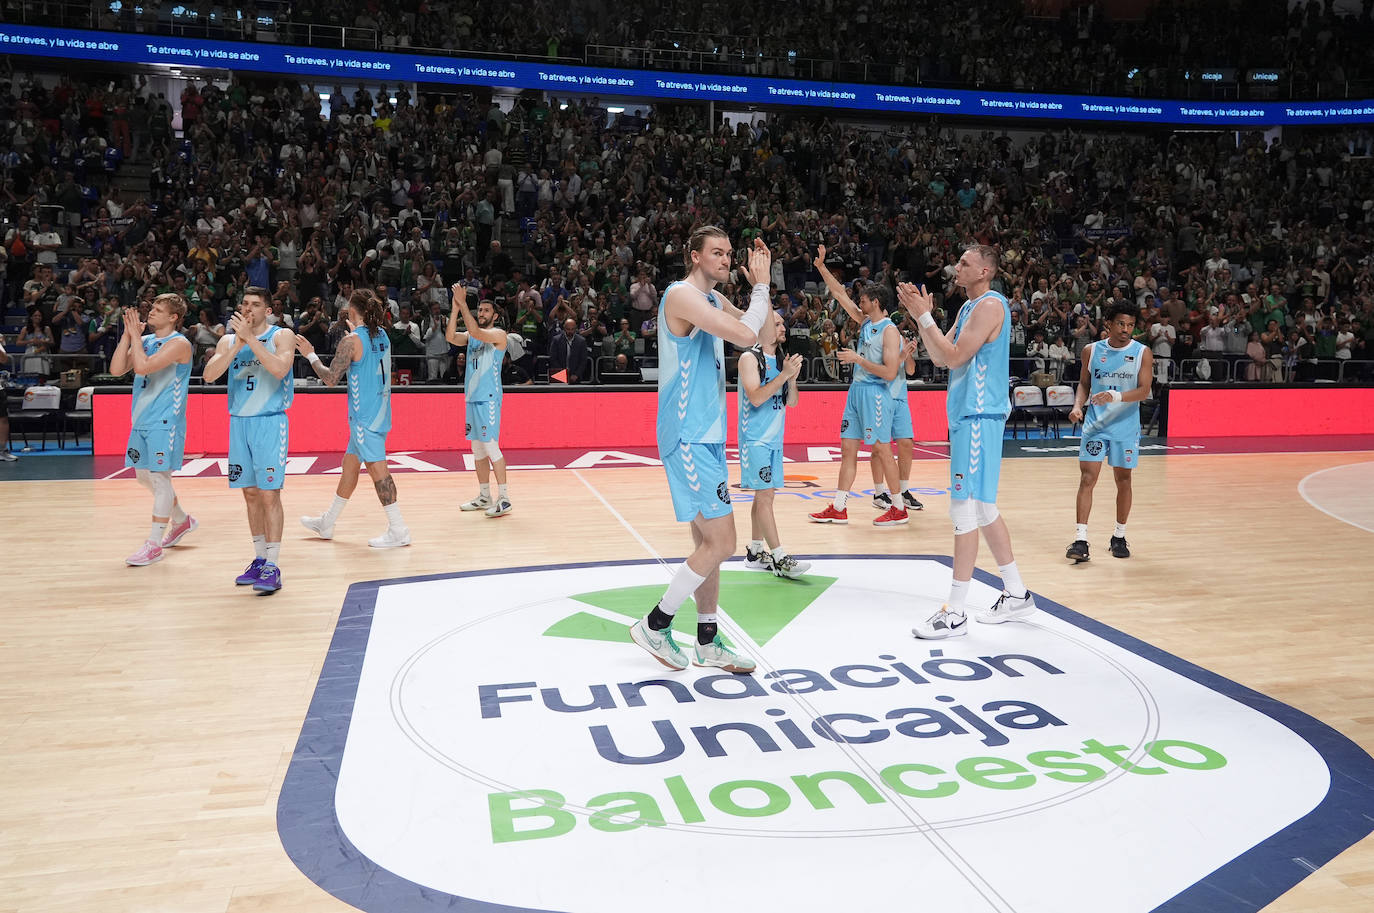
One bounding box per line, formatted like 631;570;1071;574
25;0;1374;97
2;66;1373;391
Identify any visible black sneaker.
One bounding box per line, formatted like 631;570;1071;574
901;490;924;511
872;492;893;510
1066;539;1090;563
1109;536;1131;559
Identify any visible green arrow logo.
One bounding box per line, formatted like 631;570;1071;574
542;570;836;646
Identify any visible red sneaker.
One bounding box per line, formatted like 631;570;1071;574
809;504;849;524
873;506;910;527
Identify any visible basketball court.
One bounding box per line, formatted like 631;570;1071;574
4;441;1374;913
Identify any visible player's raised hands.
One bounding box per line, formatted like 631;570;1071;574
122;307;144;338
294;335;316;357
742;237;772;287
812;244;827;272
897;282;934;318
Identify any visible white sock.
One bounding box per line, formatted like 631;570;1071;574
253;535;266;559
479;483;491;499
264;542;281;565
384;502;406;530
1076;523;1089;541
899;479;909;492
498;484;509;501
749;538;765;554
324;495;349;522
832;491;848;510
999;561;1027;598
660;563;707;615
150;521;167;543
771;545;789;560
875;483;889;496
1114;522;1128;538
947;579;970;614
170;501;186;524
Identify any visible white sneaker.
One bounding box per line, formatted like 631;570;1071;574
744;544;775;571
975;591;1038;624
771;554;812;579
912;607;968;639
629;616;689;671
368;527;412;549
300;515;335;539
460;494;491;511
485;498;513;518
0;450;17;462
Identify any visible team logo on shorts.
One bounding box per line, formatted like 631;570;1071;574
841;419;850;432
228;463;243;482
126;447;140;462
954;473;963;480
465;423;472;435
716;481;731;505
759;465;772;483
155;451;165;466
1125;449;1134;457
1086;440;1105;456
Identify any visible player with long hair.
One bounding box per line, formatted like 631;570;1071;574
296;289;411;547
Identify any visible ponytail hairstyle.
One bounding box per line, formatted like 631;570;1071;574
686;223;729;268
350;288;386;338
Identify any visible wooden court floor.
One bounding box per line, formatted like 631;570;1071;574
3;449;1372;913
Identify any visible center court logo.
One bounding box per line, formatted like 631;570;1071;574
280;558;1374;913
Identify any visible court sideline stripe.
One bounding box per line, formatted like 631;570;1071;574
569;468;1021;913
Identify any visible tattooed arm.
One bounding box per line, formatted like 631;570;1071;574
296;332;357;386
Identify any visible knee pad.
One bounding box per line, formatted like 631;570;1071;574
484;441;503;463
950;498;978;536
149;471;176;516
470;440;487;461
134;468;154;491
974;500;1000;527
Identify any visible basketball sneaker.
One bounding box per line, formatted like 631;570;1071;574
253;563;283;594
235;557;266;585
694;636;757;674
873;506;910;527
629;615;688;671
161;515;198;548
809;504;849;524
1066;539;1090;562
975;591;1038;624
369;527;412;548
901;491;925;511
460;494;491;511
125;540;164;566
872;491;893;510
744;544;775;571
300;515;335;539
772;554;811;579
912;607;967;639
1110;536;1131;559
485;498;513;518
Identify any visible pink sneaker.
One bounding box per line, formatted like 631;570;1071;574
126;540;164;566
161;515;198;548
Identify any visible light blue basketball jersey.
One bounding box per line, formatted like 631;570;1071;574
738;346;786;446
947;290;1011;421
228;325;294;417
130;332;191;431
1084;338;1146;441
466;335;503;402
851;317;904;398
348;326;392;433
657;280;727;447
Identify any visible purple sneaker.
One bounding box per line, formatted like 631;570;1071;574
252;563;283;594
235;557;267;585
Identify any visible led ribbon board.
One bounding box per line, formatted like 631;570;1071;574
4;25;1374;125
